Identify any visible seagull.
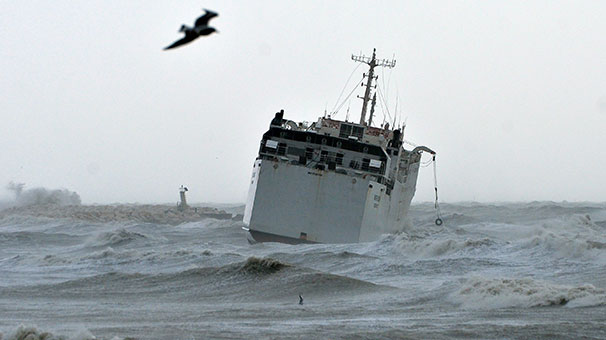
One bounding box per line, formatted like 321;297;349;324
164;9;219;50
299;294;304;305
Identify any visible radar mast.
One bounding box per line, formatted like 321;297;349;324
351;48;396;126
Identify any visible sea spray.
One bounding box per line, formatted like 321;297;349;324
6;182;81;207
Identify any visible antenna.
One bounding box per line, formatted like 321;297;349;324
394;95;399;128
345;100;351;122
351;48;396;126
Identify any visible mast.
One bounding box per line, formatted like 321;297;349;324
368;93;377;126
351;48;396;126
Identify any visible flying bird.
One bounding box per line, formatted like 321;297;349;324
164;9;219;50
299;294;304;305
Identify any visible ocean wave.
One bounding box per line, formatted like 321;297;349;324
0;324;100;340
432;213;478;226
386;233;497;258
0;231;79;248
82;247;120;260
519;203;604;219
81;247;212;264
7;257;388;302
453;276;606;309
41;254;71;266
236;256;290;274
513;215;606;261
89;228;148;247
408;202;606;227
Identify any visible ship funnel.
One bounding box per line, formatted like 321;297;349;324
270;109;285;127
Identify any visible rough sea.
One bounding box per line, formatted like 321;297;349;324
1;201;606;339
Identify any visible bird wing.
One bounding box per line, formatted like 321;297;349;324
194;9;218;27
195;26;216;36
163;34;198;50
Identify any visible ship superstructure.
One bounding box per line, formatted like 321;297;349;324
243;49;435;244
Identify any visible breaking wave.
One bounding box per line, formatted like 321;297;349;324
0;324;99;340
5;182;81;207
383;233;497;258
453;276;606;309
238;256;290;274
90;228;148;247
512;215;606;261
374;212;606;262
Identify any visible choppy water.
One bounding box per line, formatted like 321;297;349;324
1;202;606;339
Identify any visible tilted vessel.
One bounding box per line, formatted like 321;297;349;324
243;49;436;244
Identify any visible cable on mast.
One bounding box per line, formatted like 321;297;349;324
333;78;364;116
351;48;396;126
331;63;362;115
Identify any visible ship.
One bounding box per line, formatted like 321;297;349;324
243;49;436;244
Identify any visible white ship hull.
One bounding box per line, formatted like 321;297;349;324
244;156;421;244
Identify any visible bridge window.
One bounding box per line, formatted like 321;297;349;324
339;123;365;139
361;158;370;171
352;126;364;139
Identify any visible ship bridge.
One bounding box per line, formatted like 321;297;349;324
256;110;423;196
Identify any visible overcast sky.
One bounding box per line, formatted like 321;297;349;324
1;1;605;204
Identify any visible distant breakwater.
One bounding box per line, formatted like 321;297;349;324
0;204;239;225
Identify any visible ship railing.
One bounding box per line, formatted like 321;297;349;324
258;149;391;179
258;150;387;176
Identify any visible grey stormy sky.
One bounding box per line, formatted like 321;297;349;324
1;1;605;204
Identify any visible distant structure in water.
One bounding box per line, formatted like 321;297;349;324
178;185;189;211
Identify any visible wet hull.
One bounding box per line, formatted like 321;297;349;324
243;158;419;244
244;228;317;244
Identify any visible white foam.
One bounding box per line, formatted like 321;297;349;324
453;276;606;309
3;324;98;340
71;327;97;340
379;229;496;258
